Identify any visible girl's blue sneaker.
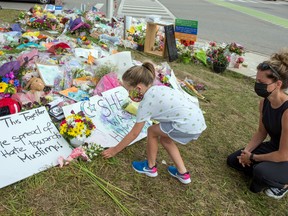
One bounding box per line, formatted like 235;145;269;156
132;160;158;177
168;166;191;184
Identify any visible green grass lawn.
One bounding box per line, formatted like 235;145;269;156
1;9;287;216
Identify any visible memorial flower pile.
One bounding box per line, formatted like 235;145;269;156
59;110;96;141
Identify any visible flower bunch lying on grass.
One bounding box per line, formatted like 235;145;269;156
59;111;96;141
74;162;136;216
82;142;104;160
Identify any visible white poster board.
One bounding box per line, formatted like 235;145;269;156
95;51;133;78
62;86;151;148
0;107;72;189
37;63;63;87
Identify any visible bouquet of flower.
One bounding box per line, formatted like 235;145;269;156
234;56;245;68
228;42;245;56
69;17;91;36
236;56;244;64
0;71;20;98
59;111;96;142
127;25;146;45
206;46;230;67
82;142;104;160
177;44;193;63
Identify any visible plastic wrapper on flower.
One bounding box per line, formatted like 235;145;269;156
10;23;23;32
93;72;120;96
48;42;70;55
0;61;21;77
17;49;39;66
11;91;45;105
69;17;82;31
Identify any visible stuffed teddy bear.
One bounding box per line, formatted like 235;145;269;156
24;77;45;91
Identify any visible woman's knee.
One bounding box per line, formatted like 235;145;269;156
253;163;269;179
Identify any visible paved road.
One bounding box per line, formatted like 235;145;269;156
117;0;175;23
157;0;288;55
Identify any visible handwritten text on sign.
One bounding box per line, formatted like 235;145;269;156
0;107;72;189
62;86;151;148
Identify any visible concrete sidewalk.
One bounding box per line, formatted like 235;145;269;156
227;51;268;79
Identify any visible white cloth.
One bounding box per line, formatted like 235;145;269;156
136;86;206;134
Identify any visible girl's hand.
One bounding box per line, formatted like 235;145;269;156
102;147;117;159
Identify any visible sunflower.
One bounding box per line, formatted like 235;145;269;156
0;82;8;93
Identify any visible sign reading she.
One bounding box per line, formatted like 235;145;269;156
0;107;72;189
62;86;151;148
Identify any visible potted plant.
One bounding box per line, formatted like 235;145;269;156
207;46;230;73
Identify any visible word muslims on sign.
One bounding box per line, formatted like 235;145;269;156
0;107;72;189
62;86;151;148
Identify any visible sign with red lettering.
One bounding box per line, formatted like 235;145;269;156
0;107;72;189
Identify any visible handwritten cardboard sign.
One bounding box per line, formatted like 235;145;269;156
62;86;151;148
0;107;72;189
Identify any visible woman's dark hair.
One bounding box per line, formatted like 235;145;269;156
257;49;288;89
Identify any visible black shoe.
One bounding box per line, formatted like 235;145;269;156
265;187;288;199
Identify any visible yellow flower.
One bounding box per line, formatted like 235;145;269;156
0;82;8;93
0;51;4;56
128;26;136;34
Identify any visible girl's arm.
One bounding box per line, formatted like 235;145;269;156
102;122;146;158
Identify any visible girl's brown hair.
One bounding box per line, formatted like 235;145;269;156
122;62;156;87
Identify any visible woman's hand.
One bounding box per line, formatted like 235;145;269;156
102;147;118;159
237;150;252;167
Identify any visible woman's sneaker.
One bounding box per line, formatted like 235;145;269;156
132;160;158;177
265;187;288;199
167;166;191;184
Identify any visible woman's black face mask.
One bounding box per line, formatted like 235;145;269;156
254;82;276;98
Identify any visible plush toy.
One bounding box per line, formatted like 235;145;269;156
24;77;45;91
58;147;89;168
0;98;21;117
